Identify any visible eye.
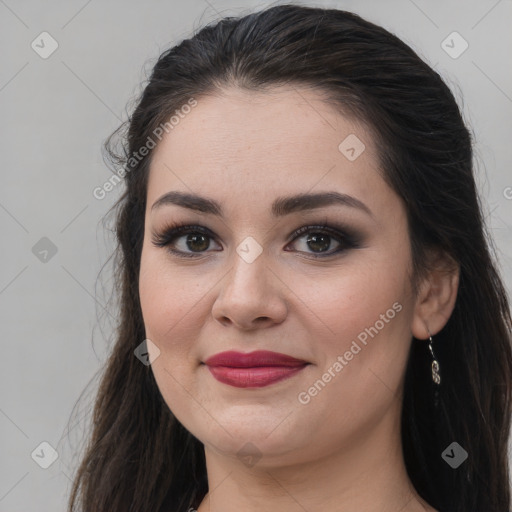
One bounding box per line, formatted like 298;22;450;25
286;224;358;257
151;221;361;259
151;223;221;258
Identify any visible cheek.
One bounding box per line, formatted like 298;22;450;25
296;254;410;350
138;251;205;427
293;269;412;452
138;252;196;384
138;247;217;394
294;254;413;410
139;249;207;342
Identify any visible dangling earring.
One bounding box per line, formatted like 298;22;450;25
428;330;441;408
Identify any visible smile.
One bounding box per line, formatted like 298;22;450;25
203;350;309;388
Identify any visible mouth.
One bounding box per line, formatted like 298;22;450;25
203;350;309;388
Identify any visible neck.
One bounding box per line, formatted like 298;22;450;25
196;403;436;512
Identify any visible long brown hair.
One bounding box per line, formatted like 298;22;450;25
67;4;512;511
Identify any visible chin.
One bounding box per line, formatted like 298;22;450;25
192;416;304;464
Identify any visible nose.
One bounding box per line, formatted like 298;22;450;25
211;247;288;331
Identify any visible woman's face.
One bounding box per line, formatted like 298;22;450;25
139;85;421;467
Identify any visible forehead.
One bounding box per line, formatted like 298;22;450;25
151;85;372;165
145;85;396;221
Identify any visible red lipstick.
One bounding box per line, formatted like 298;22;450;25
204;350;308;388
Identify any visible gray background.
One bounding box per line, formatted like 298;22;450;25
1;0;511;510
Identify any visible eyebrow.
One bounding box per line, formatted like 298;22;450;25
151;190;373;218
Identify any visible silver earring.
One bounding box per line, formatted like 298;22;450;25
428;333;441;385
428;331;441;408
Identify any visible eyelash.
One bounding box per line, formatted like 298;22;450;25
151;220;361;259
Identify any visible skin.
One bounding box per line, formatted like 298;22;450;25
138;85;459;512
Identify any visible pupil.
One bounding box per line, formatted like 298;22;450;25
307;233;330;252
187;234;209;252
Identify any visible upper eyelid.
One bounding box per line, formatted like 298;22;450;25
155;222;348;240
155;214;357;234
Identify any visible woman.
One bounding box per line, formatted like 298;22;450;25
67;4;512;511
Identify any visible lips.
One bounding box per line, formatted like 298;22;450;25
204;350;309;388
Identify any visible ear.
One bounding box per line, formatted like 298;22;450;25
411;248;460;339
